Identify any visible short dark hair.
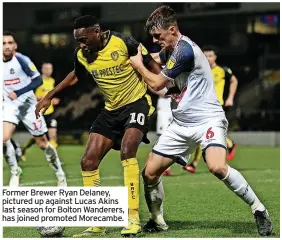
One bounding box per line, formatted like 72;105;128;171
73;15;99;29
202;45;218;55
145;5;177;33
3;31;17;42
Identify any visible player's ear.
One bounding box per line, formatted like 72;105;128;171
168;25;176;35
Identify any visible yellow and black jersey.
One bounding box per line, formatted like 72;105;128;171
74;31;153;111
35;76;55;115
211;65;233;105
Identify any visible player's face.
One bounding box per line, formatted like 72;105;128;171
3;35;17;58
74;27;101;53
151;27;175;50
41;63;53;77
204;51;217;67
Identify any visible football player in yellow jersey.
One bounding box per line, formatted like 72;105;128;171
184;45;238;173
21;63;60;160
35;15;161;237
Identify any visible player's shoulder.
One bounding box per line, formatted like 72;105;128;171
15;52;38;73
74;47;81;57
220;65;233;75
174;37;195;59
15;52;32;63
111;31;138;47
111;31;131;41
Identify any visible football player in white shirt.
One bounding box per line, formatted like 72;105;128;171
130;6;272;236
3;31;67;187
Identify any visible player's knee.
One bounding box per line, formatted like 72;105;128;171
35;137;48;150
120;144;137;160
80;153;100;171
3;134;10;143
208;164;228;179
142;167;158;185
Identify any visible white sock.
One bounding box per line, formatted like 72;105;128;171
222;166;265;213
44;142;65;176
3;140;19;172
144;178;166;225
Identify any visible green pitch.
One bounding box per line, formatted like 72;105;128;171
3;145;280;238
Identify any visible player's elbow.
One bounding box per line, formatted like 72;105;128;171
150;82;165;92
34;76;43;88
231;76;238;85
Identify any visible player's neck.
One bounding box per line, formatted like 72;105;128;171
171;32;182;49
211;63;217;68
100;30;110;50
42;74;50;79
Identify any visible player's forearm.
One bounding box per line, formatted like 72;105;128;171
228;76;238;99
138;65;165;91
148;86;168;97
46;71;77;98
14;76;42;97
148;59;162;74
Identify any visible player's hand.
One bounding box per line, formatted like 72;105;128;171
52;98;60;105
35;97;51;119
130;44;144;70
224;98;234;107
8;91;17;100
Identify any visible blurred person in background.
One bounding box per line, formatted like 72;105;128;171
21;62;60;160
184;45;238;173
2;31;67;187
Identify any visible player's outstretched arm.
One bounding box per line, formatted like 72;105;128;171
35;70;77;118
130;45;169;91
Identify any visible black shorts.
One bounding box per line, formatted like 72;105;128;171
44;114;58;129
90;94;155;150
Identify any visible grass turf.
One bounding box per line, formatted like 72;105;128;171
3;145;280;238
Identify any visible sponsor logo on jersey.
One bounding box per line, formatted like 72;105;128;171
4;78;20;85
92;64;125;78
10;68;15;74
110;51;119;61
167;58;175;70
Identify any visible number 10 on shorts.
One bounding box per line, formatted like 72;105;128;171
129;113;145;125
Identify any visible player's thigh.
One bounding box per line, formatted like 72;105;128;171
205;146;228;178
3;122;17;142
21;106;48;137
3;102;19;142
82;132;114;163
120;127;144;160
143;152;174;182
200;118;228;174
